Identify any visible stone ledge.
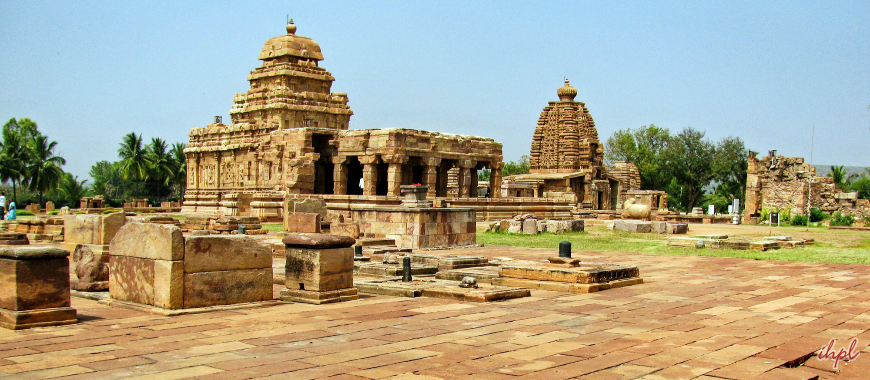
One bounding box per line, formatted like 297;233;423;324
98;298;281;316
279;288;359;305
491;277;643;293
0;307;77;330
0;246;69;260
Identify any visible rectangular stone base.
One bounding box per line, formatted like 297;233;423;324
0;307;77;330
280;288;359;305
491;277;643;294
421;286;530;302
354;278;530;302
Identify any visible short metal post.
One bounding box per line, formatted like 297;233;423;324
559;241;571;258
402;257;412;282
354;244;363;257
237;225;246;235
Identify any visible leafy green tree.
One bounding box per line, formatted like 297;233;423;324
24;135;66;205
605;125;672;190
502;155;531;177
53;173;88;206
828;165;857;191
0;121;31;203
850;172;870;199
118;132;149;181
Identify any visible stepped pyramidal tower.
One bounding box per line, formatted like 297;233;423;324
229;19;353;131
530;79;603;174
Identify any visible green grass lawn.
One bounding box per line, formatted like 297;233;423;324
477;229;870;265
262;223;283;233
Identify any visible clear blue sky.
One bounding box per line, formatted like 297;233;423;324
2;1;869;181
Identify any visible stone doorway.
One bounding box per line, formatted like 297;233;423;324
313;134;335;194
346;157;363;195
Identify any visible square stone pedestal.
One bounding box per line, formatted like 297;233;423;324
0;246;77;329
281;234;360;305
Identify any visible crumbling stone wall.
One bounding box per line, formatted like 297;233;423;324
743;151;869;222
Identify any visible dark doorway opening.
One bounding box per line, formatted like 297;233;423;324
346;157;363;195
312;134;335;194
376;163;388;196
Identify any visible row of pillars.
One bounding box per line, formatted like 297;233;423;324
331;155;503;198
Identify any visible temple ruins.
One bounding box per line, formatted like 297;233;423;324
743;150;869;223
183;20;503;218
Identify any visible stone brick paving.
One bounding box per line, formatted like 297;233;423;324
2;245;869;379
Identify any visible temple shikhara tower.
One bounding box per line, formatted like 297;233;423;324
183;21;503;215
530;79;603;174
503;80;633;211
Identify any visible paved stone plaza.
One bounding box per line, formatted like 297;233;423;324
1;245;869;379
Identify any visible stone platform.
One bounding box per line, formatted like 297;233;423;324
491;261;643;294
354;278;530;302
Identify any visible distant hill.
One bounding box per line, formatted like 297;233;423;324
813;165;869;178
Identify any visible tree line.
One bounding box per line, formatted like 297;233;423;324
0;118;187;209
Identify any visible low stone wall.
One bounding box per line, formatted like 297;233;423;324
350;206;476;249
292;194;573;222
109;223;273;309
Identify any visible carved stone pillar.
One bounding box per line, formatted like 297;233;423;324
490;162;503;198
457;160;473;198
359;156;379;196
332;156;348;195
425;157;441;198
383;155;408;197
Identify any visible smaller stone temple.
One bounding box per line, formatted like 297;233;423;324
743;150;869;222
502;80;663;212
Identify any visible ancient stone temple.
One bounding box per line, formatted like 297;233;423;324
183;21;503;213
502;80;619;210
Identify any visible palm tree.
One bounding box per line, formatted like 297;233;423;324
829;165;857;191
0;125;30;204
170;142;187;199
117;132;149;180
146;137;173;185
25;135;66;205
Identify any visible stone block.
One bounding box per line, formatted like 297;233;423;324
650;221;668;234
0;246;76;330
109;255;183;309
184;235;271;273
0;249;70;310
567;219;584;231
183;268;273;308
100;212;126;245
522;219;538;234
330;223;360;239
614;220;652;233
288;198;327;217
546;221;567;233
284;212;322;233
536;220;546;232
507;220;522;233
110;223;184;261
498;220;511;232
64;214;100;244
668;223;688;234
285;247;354;292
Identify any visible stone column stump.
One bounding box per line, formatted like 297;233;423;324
0;246;77;329
281;234;359;304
